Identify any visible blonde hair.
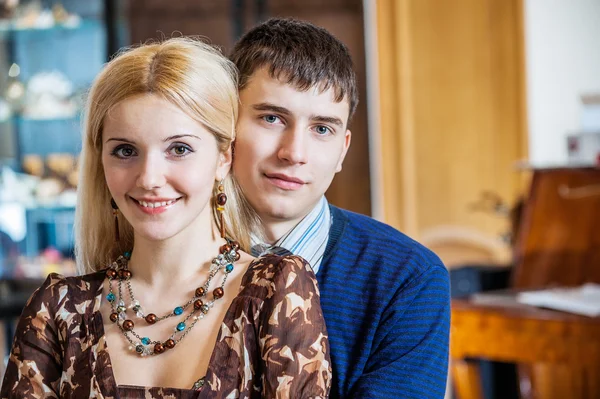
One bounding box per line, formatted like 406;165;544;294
75;37;259;274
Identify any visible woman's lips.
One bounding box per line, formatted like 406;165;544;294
130;197;181;215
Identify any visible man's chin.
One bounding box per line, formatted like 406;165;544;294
259;203;308;224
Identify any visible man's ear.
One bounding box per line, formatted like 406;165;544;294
216;145;233;181
335;129;352;173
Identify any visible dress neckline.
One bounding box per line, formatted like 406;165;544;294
92;259;259;395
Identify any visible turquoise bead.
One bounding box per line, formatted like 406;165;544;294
141;337;150;345
124;251;131;259
176;322;186;331
174;306;183;315
225;264;234;273
106;293;115;302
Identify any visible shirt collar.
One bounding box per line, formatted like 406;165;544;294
251;196;331;273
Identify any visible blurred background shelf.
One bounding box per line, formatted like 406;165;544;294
7;20;105;87
0;0;110;278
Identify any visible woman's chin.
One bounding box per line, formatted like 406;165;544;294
131;227;177;243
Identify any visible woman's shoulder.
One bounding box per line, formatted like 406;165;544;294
38;270;105;295
24;270;105;318
248;254;315;278
240;254;319;300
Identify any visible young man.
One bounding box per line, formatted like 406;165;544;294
231;18;450;398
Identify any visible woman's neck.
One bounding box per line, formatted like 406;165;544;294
127;225;226;290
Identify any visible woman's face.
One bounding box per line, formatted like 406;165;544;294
101;93;231;243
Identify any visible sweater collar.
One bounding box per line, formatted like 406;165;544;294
319;205;349;281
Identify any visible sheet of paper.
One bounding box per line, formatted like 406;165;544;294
517;283;600;317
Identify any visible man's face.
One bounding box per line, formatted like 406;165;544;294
234;67;351;230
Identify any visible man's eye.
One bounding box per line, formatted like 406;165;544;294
315;125;331;135
263;115;280;124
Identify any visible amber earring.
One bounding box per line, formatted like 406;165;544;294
215;181;227;238
111;198;120;242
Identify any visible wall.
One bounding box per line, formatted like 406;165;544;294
524;0;600;165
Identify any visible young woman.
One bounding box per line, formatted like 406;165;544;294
0;38;331;398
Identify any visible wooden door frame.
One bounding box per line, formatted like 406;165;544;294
367;0;529;236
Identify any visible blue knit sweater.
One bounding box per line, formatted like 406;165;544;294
317;206;450;398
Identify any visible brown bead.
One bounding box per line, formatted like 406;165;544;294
106;268;117;279
216;193;227;206
194;299;204;310
230;241;240;250
213;287;224;299
145;313;157;324
195;287;206;297
165;339;176;349
220;244;232;254
154;343;165;354
109;312;119;322
233;252;240;261
117;269;131;280
123;320;134;331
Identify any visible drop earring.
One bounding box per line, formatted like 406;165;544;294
111;198;120;242
215;180;227;238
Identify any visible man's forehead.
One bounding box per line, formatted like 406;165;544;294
242;67;350;121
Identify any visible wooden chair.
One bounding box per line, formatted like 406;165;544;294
420;226;511;270
450;167;600;399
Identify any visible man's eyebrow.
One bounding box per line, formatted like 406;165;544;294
251;103;344;128
312;115;344;128
252;103;291;115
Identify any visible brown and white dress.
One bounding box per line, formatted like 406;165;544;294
0;255;331;398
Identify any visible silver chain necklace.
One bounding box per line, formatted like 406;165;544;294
105;240;241;357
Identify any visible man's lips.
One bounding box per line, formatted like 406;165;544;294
264;173;306;190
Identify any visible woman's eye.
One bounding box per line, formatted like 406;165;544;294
111;145;136;158
170;144;193;157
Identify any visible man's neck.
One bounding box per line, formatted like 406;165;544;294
260;198;326;244
261;217;303;244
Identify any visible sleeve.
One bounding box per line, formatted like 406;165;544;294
350;262;451;399
258;255;332;399
0;274;65;398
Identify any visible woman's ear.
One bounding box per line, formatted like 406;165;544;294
215;145;233;182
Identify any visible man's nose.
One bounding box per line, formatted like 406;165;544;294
277;125;308;165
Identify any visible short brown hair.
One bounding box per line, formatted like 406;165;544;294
230;17;358;121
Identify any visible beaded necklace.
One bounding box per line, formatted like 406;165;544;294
105;240;240;357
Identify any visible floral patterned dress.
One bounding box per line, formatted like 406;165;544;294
0;255;331;398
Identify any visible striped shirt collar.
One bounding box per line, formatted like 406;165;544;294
251;196;331;274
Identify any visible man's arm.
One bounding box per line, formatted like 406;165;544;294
350;262;451;398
